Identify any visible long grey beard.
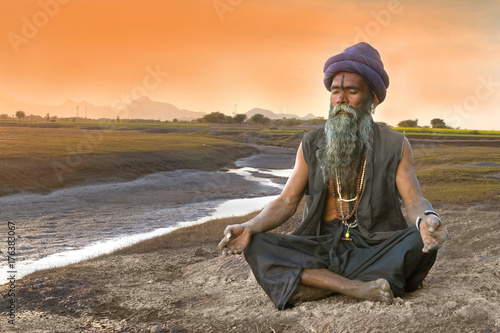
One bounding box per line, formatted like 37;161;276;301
323;101;373;191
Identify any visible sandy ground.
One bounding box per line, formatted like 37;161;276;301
1;205;499;332
1;143;500;332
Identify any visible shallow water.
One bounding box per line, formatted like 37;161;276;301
1;147;295;282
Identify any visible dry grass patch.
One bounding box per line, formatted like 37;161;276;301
0;125;242;159
421;182;500;204
412;145;499;166
411;145;500;204
416;167;500;182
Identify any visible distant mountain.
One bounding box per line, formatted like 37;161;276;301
0;92;317;122
52;99;117;119
0;93;117;119
0;92;55;116
118;97;206;121
245;108;318;120
0;92;206;121
302;113;318;120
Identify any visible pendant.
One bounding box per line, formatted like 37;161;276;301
341;228;353;241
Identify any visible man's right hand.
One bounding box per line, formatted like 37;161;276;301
218;224;252;256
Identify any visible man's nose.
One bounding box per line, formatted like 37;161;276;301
336;91;348;104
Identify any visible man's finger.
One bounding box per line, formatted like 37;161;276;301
218;237;229;249
422;240;441;253
228;249;242;255
223;227;232;237
218;230;233;249
217;239;225;249
427;217;441;233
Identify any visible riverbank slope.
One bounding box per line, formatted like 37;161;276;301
0;124;260;197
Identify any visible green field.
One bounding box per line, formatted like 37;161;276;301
393;126;500;138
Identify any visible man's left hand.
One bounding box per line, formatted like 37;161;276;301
419;215;449;253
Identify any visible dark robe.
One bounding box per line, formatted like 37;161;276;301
244;123;437;310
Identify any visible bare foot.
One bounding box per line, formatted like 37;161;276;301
288;285;334;306
345;278;394;304
300;269;394;304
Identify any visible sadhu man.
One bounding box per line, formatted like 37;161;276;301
218;42;449;310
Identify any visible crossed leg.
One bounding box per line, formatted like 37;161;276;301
289;268;394;306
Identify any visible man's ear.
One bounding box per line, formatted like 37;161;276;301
372;94;380;108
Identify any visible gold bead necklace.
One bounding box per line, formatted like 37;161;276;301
331;156;366;241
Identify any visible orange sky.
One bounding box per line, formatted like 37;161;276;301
0;0;499;129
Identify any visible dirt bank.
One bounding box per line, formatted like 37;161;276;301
0;145;257;197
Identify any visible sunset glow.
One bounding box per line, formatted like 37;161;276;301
0;0;499;129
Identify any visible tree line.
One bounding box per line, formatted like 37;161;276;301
200;112;453;129
4;110;452;129
197;112;327;126
397;118;451;128
197;112;276;125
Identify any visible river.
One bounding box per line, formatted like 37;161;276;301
1;146;295;282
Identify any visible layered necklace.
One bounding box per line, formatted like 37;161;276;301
329;156;367;241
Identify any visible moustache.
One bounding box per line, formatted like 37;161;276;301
329;104;359;118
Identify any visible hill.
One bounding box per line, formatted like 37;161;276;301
118;96;206;121
246;107;317;120
0;92;319;122
0;92;205;121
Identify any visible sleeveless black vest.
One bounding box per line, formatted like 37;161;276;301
293;122;408;241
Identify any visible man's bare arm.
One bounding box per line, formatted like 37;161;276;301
218;143;309;254
242;144;308;233
396;138;448;252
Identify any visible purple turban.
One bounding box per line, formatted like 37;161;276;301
323;42;390;103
